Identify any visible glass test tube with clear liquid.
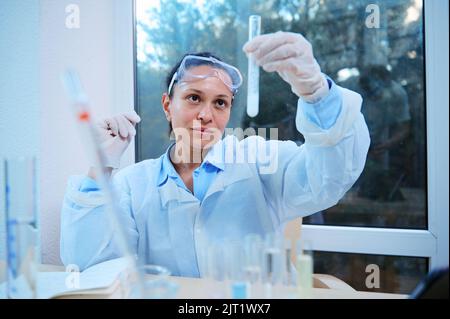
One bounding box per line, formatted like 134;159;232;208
262;233;286;298
297;239;314;298
247;15;261;118
243;234;263;285
241;234;263;298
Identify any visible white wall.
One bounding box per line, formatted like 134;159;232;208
0;0;40;262
40;0;134;264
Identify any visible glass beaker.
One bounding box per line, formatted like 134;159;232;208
129;264;178;299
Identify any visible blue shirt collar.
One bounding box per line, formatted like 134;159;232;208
157;139;225;187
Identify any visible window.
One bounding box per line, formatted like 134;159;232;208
134;0;446;294
136;0;426;228
301;1;427;230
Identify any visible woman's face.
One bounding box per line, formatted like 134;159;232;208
162;65;234;153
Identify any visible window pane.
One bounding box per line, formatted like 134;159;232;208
302;0;427;229
135;0;427;229
313;251;428;294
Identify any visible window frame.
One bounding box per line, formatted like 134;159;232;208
112;0;136;169
127;0;449;270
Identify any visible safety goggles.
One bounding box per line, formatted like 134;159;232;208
167;55;243;96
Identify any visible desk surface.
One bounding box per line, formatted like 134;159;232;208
58;275;408;300
164;276;408;299
38;264;407;299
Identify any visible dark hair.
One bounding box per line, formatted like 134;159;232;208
166;52;224;97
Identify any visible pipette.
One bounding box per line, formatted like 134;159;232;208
61;70;140;296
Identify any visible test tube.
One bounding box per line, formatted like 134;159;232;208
243;234;263;285
204;242;227;298
247;15;261;118
243;234;264;298
262;233;284;298
296;239;314;298
283;240;295;286
225;242;247;299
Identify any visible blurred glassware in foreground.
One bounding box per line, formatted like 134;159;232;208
3;157;38;299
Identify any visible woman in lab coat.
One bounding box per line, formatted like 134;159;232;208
60;32;370;276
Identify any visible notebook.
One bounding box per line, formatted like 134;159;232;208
0;257;130;299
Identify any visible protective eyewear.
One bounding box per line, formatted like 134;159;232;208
168;55;243;96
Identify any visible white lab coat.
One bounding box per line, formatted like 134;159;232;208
60;85;370;277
